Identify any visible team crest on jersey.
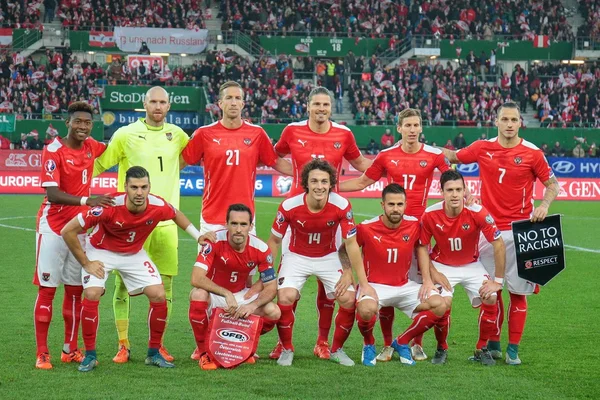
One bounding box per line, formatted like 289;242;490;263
266;254;273;264
42;272;50;282
45;159;56;173
462;223;470;231
87;151;92;159
514;157;522;165
419;160;428;168
327;220;335;227
247;261;256;269
333;141;342;149
485;215;495;224
243;138;252;146
83;275;90;284
278;277;285;285
88;206;103;217
403;234;410;242
165;132;173;141
146;219;154;225
346;211;353;220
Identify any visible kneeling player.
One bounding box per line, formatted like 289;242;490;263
351;183;447;366
188;203;280;370
420;170;505;365
268;159;363;367
61;166;205;372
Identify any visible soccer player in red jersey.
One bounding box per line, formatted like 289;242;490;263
182;81;291;234
441;101;559;364
340;108;452;362
61;166;205;372
267;159;364;367
352;183;447;367
188;203;280;370
271;86;372;360
34;102;114;370
420;170;506;365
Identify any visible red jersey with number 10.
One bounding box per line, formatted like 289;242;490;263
77;193;176;253
37;137;106;235
274;120;362;196
456;138;553;230
420;201;501;266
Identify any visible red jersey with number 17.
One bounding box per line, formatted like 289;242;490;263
270;192;356;258
274;120;362;196
37;137;106;235
364;143;450;217
182;120;279;224
456;138;553;230
356;215;421;287
77;193;176;253
420;201;502;266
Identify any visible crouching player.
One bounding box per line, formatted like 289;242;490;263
420;170;505;365
189;203;280;370
61;166;206;372
350;183;447;366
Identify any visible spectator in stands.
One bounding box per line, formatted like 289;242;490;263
29;132;44;150
453;132;467;149
541;143;551;157
551;141;565;157
367;139;380;155
139;42;151;55
589;143;597;157
444;139;456;150
381;128;394;148
44;0;57;23
14;133;29;150
334;81;343;114
479;133;487;141
573;143;585;158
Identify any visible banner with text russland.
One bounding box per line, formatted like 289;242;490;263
114;27;208;54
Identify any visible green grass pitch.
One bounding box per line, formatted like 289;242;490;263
0;195;598;399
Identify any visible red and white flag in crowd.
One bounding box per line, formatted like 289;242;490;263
0;101;13;112
0;28;12;47
437;89;451;101
12;52;23;65
533;35;549;48
88;87;104;95
52;68;63;78
89;31;116;48
46;124;59;137
31;71;45;80
28;92;40;102
47;81;58;90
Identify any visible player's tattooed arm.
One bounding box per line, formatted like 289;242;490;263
439;147;460;164
339;173;376;192
266;234;282;268
337;244;351;270
45;187;114;208
273;157;293;176
532;176;559;222
348;155;373;172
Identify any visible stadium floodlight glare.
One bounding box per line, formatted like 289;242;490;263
134;108;145;112
430;55;436;60
181;53;187;57
584;41;590;48
88;51;95;55
217;34;223;41
150;52;170;56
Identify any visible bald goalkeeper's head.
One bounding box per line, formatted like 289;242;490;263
144;86;170;126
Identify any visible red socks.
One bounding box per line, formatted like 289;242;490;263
357;314;376;345
396;311;440;345
331;306;355;353
277;303;296;351
378;306;395;346
62;285;83;353
489;291;504;342
189;301;209;354
81;298;99;351
34;286;56;354
148;301;168;349
477;303;499;349
316;280;335;342
434;309;451;350
508;293;527;345
261;317;278;335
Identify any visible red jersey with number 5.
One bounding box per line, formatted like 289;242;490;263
37;137;106;235
270;192;356;257
77;193;176;253
364;143;450;217
420;201;502;266
194;230;273;293
356;215;421;287
274;120;362;196
456;138;553;230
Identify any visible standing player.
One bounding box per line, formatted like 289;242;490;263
61;166;205;372
340;108;451;362
94;86;189;363
188;203;280;370
420;170;505;365
268;159;363;367
271;86;372;360
34;101;113;369
353;183;447;367
441;101;559;364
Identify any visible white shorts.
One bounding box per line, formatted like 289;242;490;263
357;281;438;318
199;215;256;251
479;230;537;295
35;231;86;287
208;288;259;313
83;245;162;295
407;249;421;283
281;225;342;257
432;260;493;307
277;251;355;298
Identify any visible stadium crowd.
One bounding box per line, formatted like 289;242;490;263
577;0;600;39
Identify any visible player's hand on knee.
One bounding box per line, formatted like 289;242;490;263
359;282;378;304
233;304;256;319
479;280;501;300
431;269;452;292
224;292;238;315
83;260;105;279
418;280;436;302
88;194;115;208
198;232;217;246
334;270;353;298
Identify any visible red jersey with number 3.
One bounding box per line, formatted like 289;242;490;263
356;215;421;287
456;138;553;230
270;192;356;257
181;120;278;224
194;230;273;293
77;193;176;253
37;137;106;235
274;120;362;196
364;143;450;217
420;201;502;266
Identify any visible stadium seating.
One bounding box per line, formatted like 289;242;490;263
0;1;43;29
577;0;600;38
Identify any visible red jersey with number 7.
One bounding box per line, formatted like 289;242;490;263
456;138;553;230
37;137;106;235
77;193;176;253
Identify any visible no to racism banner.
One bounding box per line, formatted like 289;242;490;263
114;27;208;54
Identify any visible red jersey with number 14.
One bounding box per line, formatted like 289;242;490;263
194;230;273;293
274;120;362;196
37;137;106;235
420;201;501;266
270;192;356;257
78;193;176;253
364;143;450;217
456;138;553;230
356;215;421;287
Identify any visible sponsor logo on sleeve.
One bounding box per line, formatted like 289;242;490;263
266;254;273;264
45;159;57;173
348;227;357;236
276;211;285;227
494;230;502;240
485;215;495;224
200;243;212;260
346;210;353;220
88;206;104;217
